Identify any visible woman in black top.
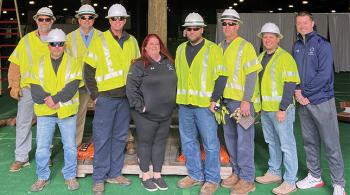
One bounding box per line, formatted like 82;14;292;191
126;34;177;191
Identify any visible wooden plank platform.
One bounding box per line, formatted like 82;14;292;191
77;129;232;178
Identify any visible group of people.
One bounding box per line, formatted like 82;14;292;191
6;3;345;195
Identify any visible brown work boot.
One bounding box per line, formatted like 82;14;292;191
9;161;30;172
106;175;131;186
256;171;282;184
177;176;203;189
93;182;104;195
65;178;80;191
272;182;297;195
200;182;219;195
231;179;256;195
30;179;50;192
126;141;136;155
221;173;239;188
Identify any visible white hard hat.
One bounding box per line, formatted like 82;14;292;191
33;7;56;21
257;22;283;39
182;12;206;27
46;28;66;42
220;7;242;24
105;4;129;18
75;4;98;18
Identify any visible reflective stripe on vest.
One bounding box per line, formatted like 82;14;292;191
23;36;33;81
71;30;78;57
58;96;79;107
95;33;124;82
226;40;246;91
261;51;284;102
177;44;211;98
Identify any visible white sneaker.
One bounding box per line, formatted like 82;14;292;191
333;184;346;195
296;173;324;189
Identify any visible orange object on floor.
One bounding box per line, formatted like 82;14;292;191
77;143;94;160
177;144;230;164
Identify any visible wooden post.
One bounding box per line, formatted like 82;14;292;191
148;0;167;46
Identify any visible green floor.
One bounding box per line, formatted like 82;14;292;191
0;73;349;195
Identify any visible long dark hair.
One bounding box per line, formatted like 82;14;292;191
134;34;174;68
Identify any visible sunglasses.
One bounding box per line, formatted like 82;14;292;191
80;15;95;20
37;18;52;22
49;42;65;47
222;22;237;26
186;27;201;32
111;16;126;21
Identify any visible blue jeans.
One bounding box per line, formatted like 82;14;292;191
92;96;130;184
261;105;298;185
178;105;220;184
223;99;255;183
36;115;77;180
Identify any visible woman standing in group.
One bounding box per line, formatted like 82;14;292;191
126;34;177;192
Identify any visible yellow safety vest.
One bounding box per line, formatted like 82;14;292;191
8;31;49;88
66;28;101;87
258;47;300;111
84;30;140;92
175;39;228;107
219;37;262;112
28;53;82;119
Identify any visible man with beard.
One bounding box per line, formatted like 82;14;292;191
66;4;101;146
175;12;228;195
8;7;55;172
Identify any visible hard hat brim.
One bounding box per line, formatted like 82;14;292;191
33;14;56;21
257;32;283;39
219;17;243;24
75;12;99;19
182;23;207;27
105;14;130;19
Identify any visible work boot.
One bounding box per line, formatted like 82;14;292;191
221;173;239;188
256;171;282;184
200;182;219;195
30;179;50;192
272;182;297;194
9;161;30;172
106;175;132;186
92;183;104;195
65;178;80;191
126;141;136;155
231;179;256;195
177;176;203;189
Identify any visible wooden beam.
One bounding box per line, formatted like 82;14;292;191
148;0;167;46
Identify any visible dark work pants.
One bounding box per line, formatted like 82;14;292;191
131;111;171;173
92;96;130;184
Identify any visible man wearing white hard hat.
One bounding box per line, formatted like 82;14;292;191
66;4;101;147
8;7;55;172
218;7;262;195
255;22;300;195
28;28;81;192
84;3;140;194
175;12;228;195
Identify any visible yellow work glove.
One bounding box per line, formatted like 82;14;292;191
10;87;22;100
214;105;229;125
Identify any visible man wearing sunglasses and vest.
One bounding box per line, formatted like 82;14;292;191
218;8;262;195
28;28;81;192
175;12;228;195
66;4;101;147
84;4;140;195
8;7;55;172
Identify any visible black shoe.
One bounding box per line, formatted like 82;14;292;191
153;177;168;190
141;179;158;192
